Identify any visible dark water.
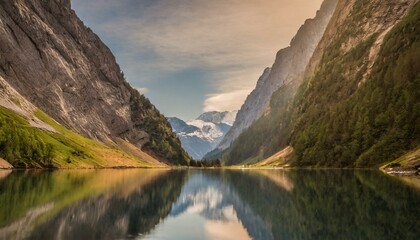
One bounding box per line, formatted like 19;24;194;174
0;169;419;240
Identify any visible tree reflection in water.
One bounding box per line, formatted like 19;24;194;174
0;169;419;240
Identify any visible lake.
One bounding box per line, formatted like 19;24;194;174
0;169;419;239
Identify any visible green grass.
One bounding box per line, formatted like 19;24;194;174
34;109;109;167
0;106;151;168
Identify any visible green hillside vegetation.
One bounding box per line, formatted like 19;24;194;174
222;2;420;167
0;106;152;168
223;83;297;165
291;2;420;167
0;108;53;167
129;90;190;165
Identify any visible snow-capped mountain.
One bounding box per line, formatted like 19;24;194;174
168;111;237;160
196;111;238;125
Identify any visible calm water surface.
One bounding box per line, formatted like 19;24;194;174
0;169;419;240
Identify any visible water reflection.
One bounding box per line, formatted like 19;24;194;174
227;170;420;239
0;169;187;240
143;171;271;240
0;170;11;181
0;169;419;240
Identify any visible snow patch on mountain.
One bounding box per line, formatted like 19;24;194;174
197;111;238;126
168;111;237;160
183;120;224;141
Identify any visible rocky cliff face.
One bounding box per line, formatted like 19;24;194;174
222;0;419;166
0;0;189;165
211;0;338;155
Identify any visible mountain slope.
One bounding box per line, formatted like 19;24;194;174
290;0;420;167
207;0;338;159
0;74;165;168
168;111;236;160
0;0;189;166
223;0;419;166
0;103;158;168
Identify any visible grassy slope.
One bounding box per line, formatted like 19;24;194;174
0;106;155;168
251;146;294;168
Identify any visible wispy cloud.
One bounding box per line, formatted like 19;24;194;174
204;90;251;112
72;0;323;117
135;87;149;95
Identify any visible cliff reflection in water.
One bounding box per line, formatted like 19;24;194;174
0;169;419;240
0;169;187;240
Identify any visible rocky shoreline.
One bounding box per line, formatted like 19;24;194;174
0;158;13;169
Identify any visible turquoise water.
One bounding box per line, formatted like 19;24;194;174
0;169;419;239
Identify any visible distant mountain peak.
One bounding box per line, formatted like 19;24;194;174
168;111;237;160
196;110;238;126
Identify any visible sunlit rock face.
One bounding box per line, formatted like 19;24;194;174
209;0;338;156
0;0;187;164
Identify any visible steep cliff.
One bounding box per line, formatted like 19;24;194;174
0;0;189;166
223;0;419;166
207;0;338;159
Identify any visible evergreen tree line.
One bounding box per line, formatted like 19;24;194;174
129;88;190;165
189;159;222;168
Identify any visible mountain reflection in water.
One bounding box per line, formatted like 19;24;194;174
0;169;419;240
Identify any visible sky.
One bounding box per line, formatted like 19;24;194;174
71;0;323;120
